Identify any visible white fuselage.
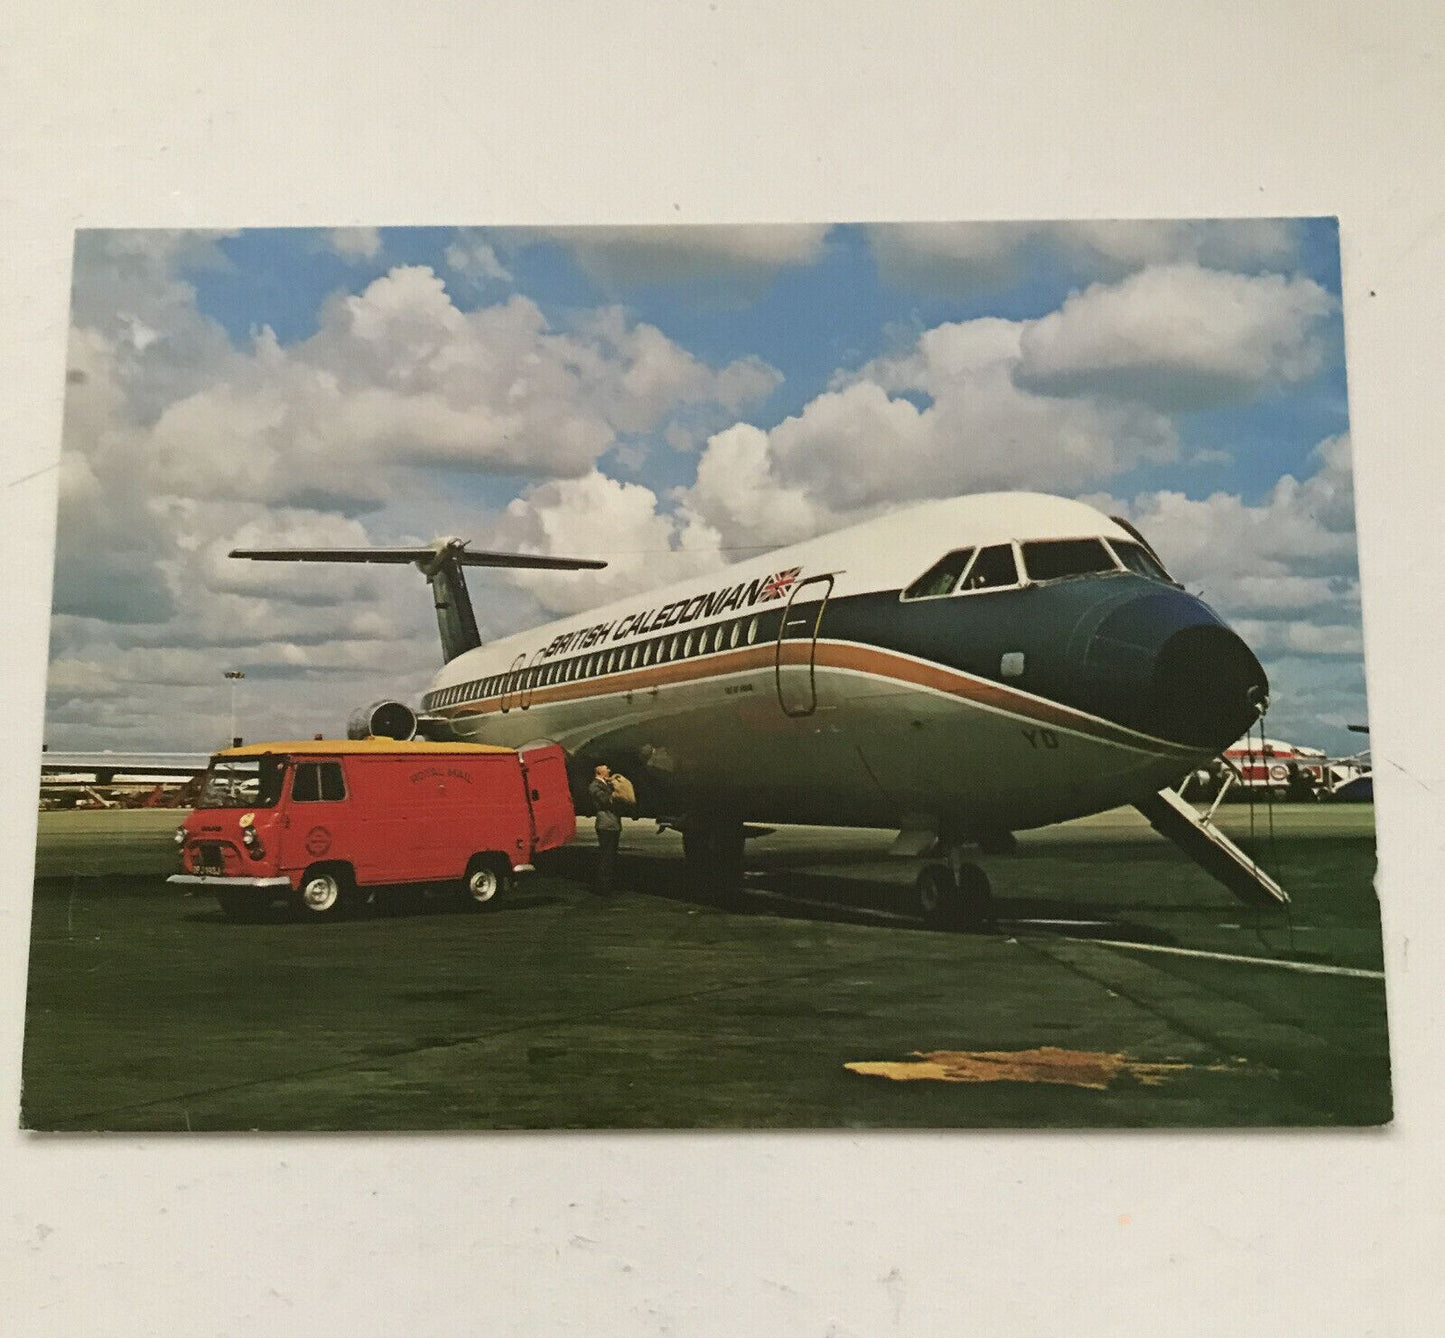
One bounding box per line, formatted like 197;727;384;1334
419;494;1215;833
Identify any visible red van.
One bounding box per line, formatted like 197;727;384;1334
167;739;575;920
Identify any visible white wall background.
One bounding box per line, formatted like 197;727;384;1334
2;2;1442;1332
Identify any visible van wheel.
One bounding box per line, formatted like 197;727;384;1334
293;865;351;919
463;857;511;909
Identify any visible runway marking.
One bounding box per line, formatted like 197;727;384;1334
1067;937;1384;980
742;886;918;924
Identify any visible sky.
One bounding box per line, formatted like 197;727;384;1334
46;219;1367;756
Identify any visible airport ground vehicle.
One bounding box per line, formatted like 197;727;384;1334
167;739;575;920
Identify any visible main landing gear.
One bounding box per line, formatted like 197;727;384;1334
914;848;996;932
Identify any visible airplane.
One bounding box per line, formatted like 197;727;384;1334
231;490;1288;927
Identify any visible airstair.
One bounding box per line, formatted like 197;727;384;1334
1134;784;1289;908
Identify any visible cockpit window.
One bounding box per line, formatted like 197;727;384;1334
960;544;1019;591
1110;539;1173;583
902;547;976;600
1021;538;1118;583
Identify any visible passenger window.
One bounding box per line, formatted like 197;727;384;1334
903;547;976;600
729;621;741;649
960;544;1019;591
746;616;759;644
684;632;695;657
1021;538;1117;583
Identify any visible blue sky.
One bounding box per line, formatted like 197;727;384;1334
49;220;1366;754
188;220;1349;506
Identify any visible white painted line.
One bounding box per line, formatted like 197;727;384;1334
1010;918;1113;928
1065;937;1385;980
742;886;918;925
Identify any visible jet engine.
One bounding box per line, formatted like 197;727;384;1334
347;699;419;741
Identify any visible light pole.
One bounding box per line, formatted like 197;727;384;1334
224;670;246;746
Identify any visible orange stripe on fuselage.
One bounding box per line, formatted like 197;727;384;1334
431;640;1198;757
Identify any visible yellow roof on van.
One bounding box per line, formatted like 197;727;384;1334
216;738;517;759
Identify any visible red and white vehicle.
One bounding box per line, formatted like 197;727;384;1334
168;739;575;920
1224;737;1328;791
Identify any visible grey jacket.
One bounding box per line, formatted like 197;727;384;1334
589;777;622;832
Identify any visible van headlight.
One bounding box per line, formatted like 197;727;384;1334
174;827;186;845
241;828;257;846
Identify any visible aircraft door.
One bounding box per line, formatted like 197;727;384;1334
518;648;545;711
774;574;834;717
499;653;526;713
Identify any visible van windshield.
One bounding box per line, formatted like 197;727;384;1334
199;756;287;808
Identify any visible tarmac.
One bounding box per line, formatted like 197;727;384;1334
20;804;1390;1131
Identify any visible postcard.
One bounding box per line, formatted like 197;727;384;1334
23;221;1388;1130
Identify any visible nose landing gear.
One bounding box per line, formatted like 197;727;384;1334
914;849;996;931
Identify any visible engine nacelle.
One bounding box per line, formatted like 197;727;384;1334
347;699;419;741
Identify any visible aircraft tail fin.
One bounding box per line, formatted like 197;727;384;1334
230;539;606;663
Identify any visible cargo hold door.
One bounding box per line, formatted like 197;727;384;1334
774;574;834;718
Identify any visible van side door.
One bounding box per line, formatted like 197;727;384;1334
279;759;361;878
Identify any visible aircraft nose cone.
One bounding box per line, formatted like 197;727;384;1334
1151;623;1269;748
1081;590;1268;749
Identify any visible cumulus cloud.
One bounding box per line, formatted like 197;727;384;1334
326;227;383;261
866;218;1304;292
443;230;512;288
680;310;1178;548
494;471;723;616
543;224;832;291
1015;265;1335;410
70;230;240;423
72;262;782;520
676;423;825;550
46;226;1360;755
1090;433;1361;674
48;240;783;746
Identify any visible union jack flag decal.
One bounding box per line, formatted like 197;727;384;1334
760;566;803;601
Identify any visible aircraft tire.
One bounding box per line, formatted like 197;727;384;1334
915;862;995;931
915;864;956;928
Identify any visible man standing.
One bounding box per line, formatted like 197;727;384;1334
589;763;622;897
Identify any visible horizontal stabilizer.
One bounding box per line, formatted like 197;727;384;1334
230;545;606;571
1135;787;1288;907
230;537;606;664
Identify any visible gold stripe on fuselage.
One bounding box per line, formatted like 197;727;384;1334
430;639;1199;758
